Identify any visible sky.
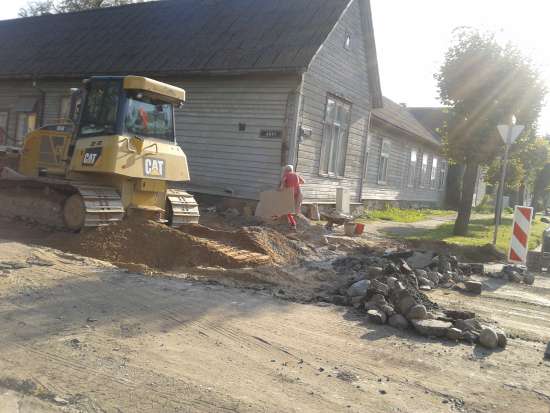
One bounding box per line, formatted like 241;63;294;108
1;0;549;134
371;0;550;135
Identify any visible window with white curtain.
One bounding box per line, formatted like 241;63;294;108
407;148;417;187
319;95;351;177
420;153;429;187
378;139;391;184
430;157;438;188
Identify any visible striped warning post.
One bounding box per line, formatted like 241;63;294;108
508;206;533;264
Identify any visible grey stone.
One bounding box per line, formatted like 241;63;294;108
407;304;428;320
464;280;482;295
331;295;348;306
369;294;387;304
545;342;550;359
462;331;479;344
523;272;535;285
407;251;435;269
412;319;453;337
418;277;434;288
380;304;395;317
509;271;523;283
389;314;409;330
414;269;428;279
396;292;417;315
368;266;384;278
386;277;397;290
367;309;387;325
407;274;419;289
469;263;485;274
347;279;370;297
446;327;463;341
497;331;507;349
479;328;499;349
454;318;483;333
426;271;441;285
370;280;389;296
444;310;475;320
364;301;381;311
419;285;431;291
399;259;413;274
350;296;363;308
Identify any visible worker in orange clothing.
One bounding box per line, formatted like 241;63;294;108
280;165;305;230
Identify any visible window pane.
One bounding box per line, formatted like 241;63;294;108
124;94;174;140
79;80;120;137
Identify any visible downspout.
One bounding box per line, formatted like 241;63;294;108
290;73;304;170
358;110;373;201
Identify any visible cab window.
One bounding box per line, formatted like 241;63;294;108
124;93;174;140
79;80;120;137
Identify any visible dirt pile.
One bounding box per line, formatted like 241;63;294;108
329;250;508;349
45;220;299;271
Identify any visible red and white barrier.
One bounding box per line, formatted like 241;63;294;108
508;206;533;264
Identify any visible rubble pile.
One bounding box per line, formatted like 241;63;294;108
488;264;536;285
330;250;507;349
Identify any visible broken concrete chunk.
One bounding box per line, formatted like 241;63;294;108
370;279;389;296
347;279;370;297
379;304;395;317
395;292;417;315
367;309;387;325
469;263;485;274
446;327;463;341
331;295;349;306
389;314;409;330
444;310;475;320
368;266;384;279
406;251;435;269
385;277;397;290
350;296;364;308
0;260;30;269
454;318;482;333
406;304;428;320
496;331;507;349
479;328;499;349
419;285;431;291
399;259;413;274
412;319;453;337
523;272;535;285
464;280;482;295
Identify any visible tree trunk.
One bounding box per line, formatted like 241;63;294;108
453;161;478;236
517;184;525;206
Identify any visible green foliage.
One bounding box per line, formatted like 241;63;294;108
398;216;545;253
18;0;146;16
473;195;495;213
436;28;547;166
364;207;454;223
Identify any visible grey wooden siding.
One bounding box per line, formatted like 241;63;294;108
172;75;300;200
296;0;372;204
364;124;445;205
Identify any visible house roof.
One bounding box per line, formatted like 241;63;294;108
0;0;381;100
408;107;449;142
372;97;440;146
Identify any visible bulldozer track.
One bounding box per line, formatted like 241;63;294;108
166;188;200;227
0;177;124;230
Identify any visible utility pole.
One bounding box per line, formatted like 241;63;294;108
492;119;524;245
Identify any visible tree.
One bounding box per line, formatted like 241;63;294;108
18;0;147;17
436;28;546;235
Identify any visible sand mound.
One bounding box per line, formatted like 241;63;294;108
46;220;299;271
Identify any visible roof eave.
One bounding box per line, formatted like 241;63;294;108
371;114;441;147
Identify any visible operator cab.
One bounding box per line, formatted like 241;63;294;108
74;76;185;143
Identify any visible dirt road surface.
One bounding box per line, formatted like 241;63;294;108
0;221;549;412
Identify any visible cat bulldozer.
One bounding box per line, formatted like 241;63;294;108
0;76;199;231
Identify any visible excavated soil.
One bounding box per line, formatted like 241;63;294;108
44;219;299;271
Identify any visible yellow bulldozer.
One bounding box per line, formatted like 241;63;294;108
0;75;199;231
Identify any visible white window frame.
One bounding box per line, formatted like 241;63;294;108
407;148;417;187
319;95;352;178
377;138;391;185
420;152;429;188
430;157;438;189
